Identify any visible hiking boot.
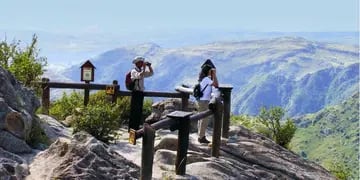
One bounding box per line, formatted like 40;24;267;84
198;136;210;144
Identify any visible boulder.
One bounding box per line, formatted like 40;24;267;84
38;114;72;143
27;132;140;180
152;126;336;180
145;98;198;132
0;147;29;179
0;130;32;154
0;67;40;140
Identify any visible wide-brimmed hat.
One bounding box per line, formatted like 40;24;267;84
132;56;145;64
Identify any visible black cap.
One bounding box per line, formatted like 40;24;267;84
201;59;216;69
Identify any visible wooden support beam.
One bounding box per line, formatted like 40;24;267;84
84;81;90;106
131;110;211;142
219;85;233;138
41;78;50;115
111;80;119;103
167;111;192;175
181;93;189;111
211;98;223;158
42;82;108;90
141;123;155;180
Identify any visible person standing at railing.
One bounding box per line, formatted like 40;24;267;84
197;60;219;144
129;56;154;132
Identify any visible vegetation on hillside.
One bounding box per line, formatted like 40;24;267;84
0;34;47;95
49;91;153;143
231;106;297;149
290;92;359;180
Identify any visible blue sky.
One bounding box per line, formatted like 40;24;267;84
1;0;358;66
1;0;359;33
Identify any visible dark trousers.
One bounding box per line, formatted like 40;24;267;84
129;90;144;131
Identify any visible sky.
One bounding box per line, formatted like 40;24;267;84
0;0;359;66
1;0;359;33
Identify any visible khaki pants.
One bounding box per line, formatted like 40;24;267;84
197;100;213;138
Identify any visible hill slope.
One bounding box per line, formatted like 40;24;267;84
60;37;359;116
290;92;359;179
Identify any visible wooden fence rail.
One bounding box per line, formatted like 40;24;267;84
129;96;223;179
39;78;189;114
37;78;232;180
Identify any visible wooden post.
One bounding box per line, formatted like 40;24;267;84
167;111;193;175
181;93;189;111
41;78;50;115
112;80;119;103
219;85;233;138
84;81;90;106
211;98;223;158
141;123;155;180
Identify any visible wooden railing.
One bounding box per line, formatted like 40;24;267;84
129;96;223;179
40;78;190;114
38;78;233;180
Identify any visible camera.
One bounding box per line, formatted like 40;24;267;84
145;62;151;66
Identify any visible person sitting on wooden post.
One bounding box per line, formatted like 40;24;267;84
197;60;218;144
129;56;154;132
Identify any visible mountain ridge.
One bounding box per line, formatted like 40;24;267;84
56;37;359;116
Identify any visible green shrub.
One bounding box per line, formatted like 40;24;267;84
142;98;153;121
323;159;352;180
1;34;47;96
254;125;273;139
27;117;50;148
277;118;297;148
49;91;83;120
116;95;131;122
49;90;153;143
72;102;121;143
257;106;297;149
114;96;152;125
231;114;253;126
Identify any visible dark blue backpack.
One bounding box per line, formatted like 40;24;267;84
193;83;208;100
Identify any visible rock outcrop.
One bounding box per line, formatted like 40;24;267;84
0;66;39;143
27;132;140;180
151;126;336;180
0;66;40;179
37;114;72;143
0;147;30;179
145;98;198;132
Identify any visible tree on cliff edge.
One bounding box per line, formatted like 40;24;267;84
0;34;47;94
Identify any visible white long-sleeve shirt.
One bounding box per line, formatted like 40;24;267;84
131;67;153;91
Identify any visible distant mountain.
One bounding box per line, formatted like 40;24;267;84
290;92;359;179
59;37;359;116
1;29;358;66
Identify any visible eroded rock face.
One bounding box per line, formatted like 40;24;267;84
27;132;140;180
0;147;29;180
0;67;40;140
152;126;336;180
0;66;40;180
0;131;32;154
37;114;72;143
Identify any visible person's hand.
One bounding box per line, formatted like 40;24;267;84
211;69;216;75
